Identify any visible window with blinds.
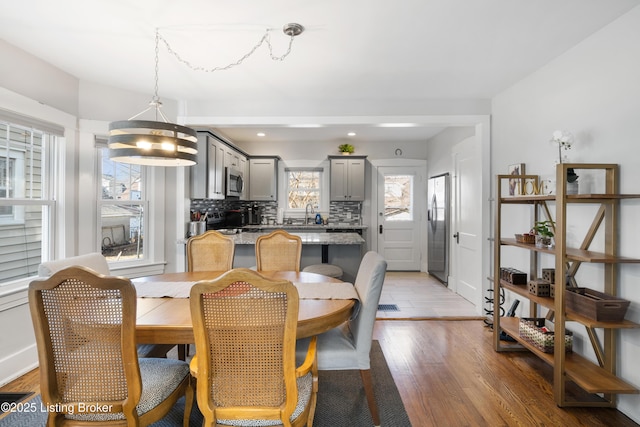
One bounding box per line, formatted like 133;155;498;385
286;168;322;209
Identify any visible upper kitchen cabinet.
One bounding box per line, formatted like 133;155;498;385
329;155;366;201
191;131;248;200
191;133;225;199
249;157;279;201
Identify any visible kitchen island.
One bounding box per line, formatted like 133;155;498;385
180;231;365;282
231;232;365;282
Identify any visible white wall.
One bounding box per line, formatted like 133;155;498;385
491;6;640;420
426;127;475;177
0;40;79;116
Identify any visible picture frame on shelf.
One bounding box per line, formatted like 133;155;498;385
508;163;526;196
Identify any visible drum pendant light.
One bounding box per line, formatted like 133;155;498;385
108;30;198;167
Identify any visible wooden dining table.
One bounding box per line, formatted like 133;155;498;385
133;270;355;343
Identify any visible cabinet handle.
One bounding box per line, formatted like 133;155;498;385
379;224;383;234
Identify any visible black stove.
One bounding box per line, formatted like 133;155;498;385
206;210;225;230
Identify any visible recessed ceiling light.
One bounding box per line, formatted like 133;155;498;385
377;123;418;128
347;132;356;137
287;124;324;128
257;132;266;137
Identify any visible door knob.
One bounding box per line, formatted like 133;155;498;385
453;232;459;244
379;225;383;234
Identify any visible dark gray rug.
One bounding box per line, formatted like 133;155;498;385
0;341;411;426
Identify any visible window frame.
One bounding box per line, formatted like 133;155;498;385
96;141;150;266
0;120;57;287
278;160;330;217
285;168;323;211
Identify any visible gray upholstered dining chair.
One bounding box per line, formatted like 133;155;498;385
28;266;194;427
38;252;111;277
295;251;387;426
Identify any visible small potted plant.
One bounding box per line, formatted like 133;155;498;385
532;220;555;248
338;143;355;155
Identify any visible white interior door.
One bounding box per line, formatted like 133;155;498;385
376;166;422;270
451;137;482;305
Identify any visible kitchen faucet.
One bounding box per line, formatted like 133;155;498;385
305;203;315;224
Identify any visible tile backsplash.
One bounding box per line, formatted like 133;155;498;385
190;199;363;226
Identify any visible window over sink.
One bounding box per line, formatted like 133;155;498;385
286;169;321;209
279;161;330;218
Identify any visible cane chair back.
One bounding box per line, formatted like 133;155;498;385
187;230;235;272
255;230;302;272
190;268;317;427
29;266;193;427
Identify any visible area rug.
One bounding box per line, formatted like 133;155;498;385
0;341;411;426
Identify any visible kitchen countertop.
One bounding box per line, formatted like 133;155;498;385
180;231;365;246
229;232;365;245
241;224;367;231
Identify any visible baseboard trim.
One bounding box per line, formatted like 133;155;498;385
0;344;38;387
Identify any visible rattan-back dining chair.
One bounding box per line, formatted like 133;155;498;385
255;229;302;272
187;230;235;272
29;266;194;427
295;251;387;427
37;253;176;359
190;268;318;427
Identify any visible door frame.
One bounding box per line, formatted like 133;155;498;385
368;119;490;303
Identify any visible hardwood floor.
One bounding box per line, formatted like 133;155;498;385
374;320;639;427
2;320;638;425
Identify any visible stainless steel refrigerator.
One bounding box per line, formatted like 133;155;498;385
427;173;449;285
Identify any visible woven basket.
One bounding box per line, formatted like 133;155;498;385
519;318;572;353
515;233;535;244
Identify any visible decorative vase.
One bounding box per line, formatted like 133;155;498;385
341;152;351;156
535;235;553;249
566;181;579;195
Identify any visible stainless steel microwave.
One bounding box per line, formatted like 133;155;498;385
225;167;244;198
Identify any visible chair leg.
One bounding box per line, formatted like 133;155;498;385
178;344;189;361
183;376;195;427
360;369;380;426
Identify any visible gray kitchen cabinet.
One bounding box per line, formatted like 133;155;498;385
249;157;278;201
329;156;366;201
191;133;225;199
225;147;242;169
191;132;248;200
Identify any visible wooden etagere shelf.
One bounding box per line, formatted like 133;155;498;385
494;163;640;407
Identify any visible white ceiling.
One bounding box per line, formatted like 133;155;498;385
0;0;637;145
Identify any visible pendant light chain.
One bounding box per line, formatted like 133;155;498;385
153;29;161;121
156;25;300;73
154;29;161;105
